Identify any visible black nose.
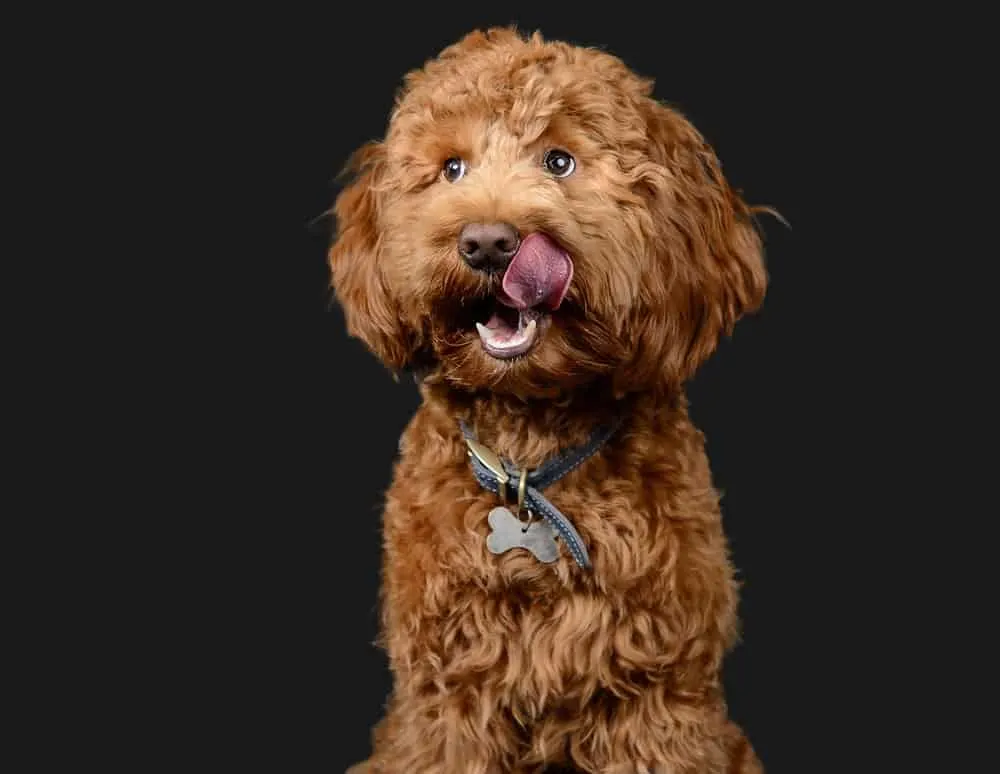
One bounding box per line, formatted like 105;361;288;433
458;222;521;273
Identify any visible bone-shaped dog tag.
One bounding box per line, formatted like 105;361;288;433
486;506;560;564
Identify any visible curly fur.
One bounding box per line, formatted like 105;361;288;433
330;27;768;774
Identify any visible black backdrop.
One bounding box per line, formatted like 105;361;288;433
148;6;867;773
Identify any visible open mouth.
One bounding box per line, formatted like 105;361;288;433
470;233;574;361
475;302;546;359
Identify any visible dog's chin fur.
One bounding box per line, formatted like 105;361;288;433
424;298;622;399
329;26;769;774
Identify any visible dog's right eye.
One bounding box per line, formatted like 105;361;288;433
442;158;467;183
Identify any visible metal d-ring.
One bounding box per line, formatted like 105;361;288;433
516;468;536;532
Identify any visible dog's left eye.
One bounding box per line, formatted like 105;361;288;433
543;149;576;178
442;157;467;183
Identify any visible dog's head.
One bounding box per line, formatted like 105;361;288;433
329;28;767;397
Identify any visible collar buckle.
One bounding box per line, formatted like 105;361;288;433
464;438;509;487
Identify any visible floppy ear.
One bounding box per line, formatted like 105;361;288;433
328;142;415;371
621;100;767;389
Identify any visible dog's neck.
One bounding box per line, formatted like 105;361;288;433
422;381;667;469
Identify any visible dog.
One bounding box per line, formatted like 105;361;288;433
330;27;769;774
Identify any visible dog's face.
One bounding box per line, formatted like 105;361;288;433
329;28;766;397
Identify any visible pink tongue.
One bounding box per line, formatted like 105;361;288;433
499;233;574;310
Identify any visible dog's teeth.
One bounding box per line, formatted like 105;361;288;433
477;317;537;353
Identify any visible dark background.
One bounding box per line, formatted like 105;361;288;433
111;5;886;773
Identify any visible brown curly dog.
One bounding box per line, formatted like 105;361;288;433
330;27;769;774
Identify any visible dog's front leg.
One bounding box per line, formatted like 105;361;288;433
364;685;516;774
552;692;755;774
365;600;522;773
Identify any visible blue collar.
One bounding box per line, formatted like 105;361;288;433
460;416;625;570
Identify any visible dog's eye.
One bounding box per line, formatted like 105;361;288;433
442;157;467;183
543;149;575;178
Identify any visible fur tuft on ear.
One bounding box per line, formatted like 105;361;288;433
328;142;414;371
620;101;768;390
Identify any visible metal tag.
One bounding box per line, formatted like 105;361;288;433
486;506;559;564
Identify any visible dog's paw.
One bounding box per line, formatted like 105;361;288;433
345;761;371;774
